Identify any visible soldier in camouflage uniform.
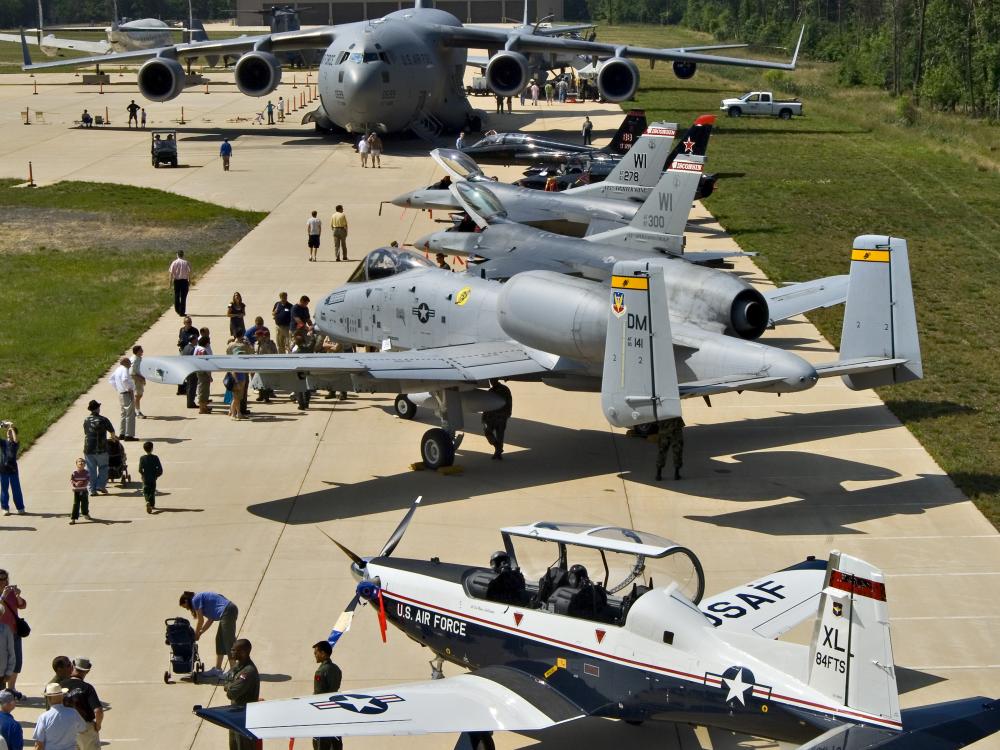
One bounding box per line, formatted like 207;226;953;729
223;639;260;750
481;380;513;460
312;641;343;750
655;416;685;481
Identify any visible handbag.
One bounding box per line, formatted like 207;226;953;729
15;615;30;638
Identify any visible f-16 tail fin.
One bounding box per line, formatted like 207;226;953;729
807;551;901;730
604;109;649;155
601;261;680;428
597;121;677;193
833;235;922;389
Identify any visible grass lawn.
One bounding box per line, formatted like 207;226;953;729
0;179;265;451
597;24;1000;526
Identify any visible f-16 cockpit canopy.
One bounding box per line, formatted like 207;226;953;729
347;247;434;283
501;521;705;604
431;148;485;181
453;182;508;224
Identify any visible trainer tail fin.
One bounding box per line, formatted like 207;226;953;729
808;551;900;729
601;262;680;428
839;235;922;389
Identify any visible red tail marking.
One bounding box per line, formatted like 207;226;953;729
830;570;886;601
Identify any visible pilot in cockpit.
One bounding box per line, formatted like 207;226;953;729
567;564;590;589
486;551;525;604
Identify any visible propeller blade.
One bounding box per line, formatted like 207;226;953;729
327;592;361;648
379;496;422;558
317;527;365;567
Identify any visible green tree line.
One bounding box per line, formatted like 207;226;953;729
568;0;1000;117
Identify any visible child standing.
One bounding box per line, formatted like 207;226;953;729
138;441;162;514
70;458;90;524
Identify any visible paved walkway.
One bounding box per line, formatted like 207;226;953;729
0;71;997;750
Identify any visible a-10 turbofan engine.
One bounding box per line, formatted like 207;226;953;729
485;51;530;97
495;261;769;362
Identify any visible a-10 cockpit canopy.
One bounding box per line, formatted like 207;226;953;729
347;247;434;283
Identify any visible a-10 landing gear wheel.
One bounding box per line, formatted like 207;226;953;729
421;428;454;469
632;422;659;438
394;394;417;420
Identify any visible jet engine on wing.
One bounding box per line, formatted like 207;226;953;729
485;51;530;97
597;57;639;102
672;60;697;79
234;50;282;97
137;57;187;102
497;272;607;362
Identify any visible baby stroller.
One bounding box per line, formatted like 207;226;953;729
163;617;204;684
107;439;131;486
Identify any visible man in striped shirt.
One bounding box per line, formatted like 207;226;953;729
168;250;192;316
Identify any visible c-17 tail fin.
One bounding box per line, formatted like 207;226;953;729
601;261;680;428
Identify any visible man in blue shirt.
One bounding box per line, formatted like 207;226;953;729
33;684;84;750
0;690;23;750
219;139;233;171
0;425;23;515
179;591;239;678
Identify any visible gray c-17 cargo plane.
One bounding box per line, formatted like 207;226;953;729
193;504;1000;750
18;1;802;136
141;236;921;469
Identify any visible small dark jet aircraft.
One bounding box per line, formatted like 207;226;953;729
194;502;1000;750
460;109;648;167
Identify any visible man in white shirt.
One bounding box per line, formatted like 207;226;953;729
33;683;84;750
108;358;137;441
306;210;322;262
167;250;192;316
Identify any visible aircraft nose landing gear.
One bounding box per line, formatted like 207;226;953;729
429;654;445;680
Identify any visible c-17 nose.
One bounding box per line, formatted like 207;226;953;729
340;63;386;122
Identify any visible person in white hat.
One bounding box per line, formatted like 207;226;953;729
33;683;84;750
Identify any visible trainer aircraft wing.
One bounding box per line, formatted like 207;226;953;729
195;666;585;740
699;558;827;638
19;26;335;71
430;24;803;71
140;342;553;387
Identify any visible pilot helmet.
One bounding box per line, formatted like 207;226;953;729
568;564;589;587
490;551;510;571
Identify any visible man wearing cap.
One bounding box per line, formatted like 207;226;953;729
33;683;84;750
59;658;102;750
0;689;22;750
82;402;117;496
223;639;259;750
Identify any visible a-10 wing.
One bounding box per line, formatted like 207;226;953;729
196;666;585;740
140;341;554;387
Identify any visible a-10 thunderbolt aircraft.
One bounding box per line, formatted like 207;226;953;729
18;0;802;136
393;118;715;236
194;502;1000;749
142;235;921;469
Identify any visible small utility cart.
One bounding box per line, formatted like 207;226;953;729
151;129;179;167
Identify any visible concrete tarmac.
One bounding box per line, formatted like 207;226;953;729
0;71;998;750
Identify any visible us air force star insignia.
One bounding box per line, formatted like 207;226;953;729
311;693;405;714
412;303;436;324
682;137;695;153
722;667;754;706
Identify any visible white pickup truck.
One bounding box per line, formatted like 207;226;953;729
720;91;803;119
